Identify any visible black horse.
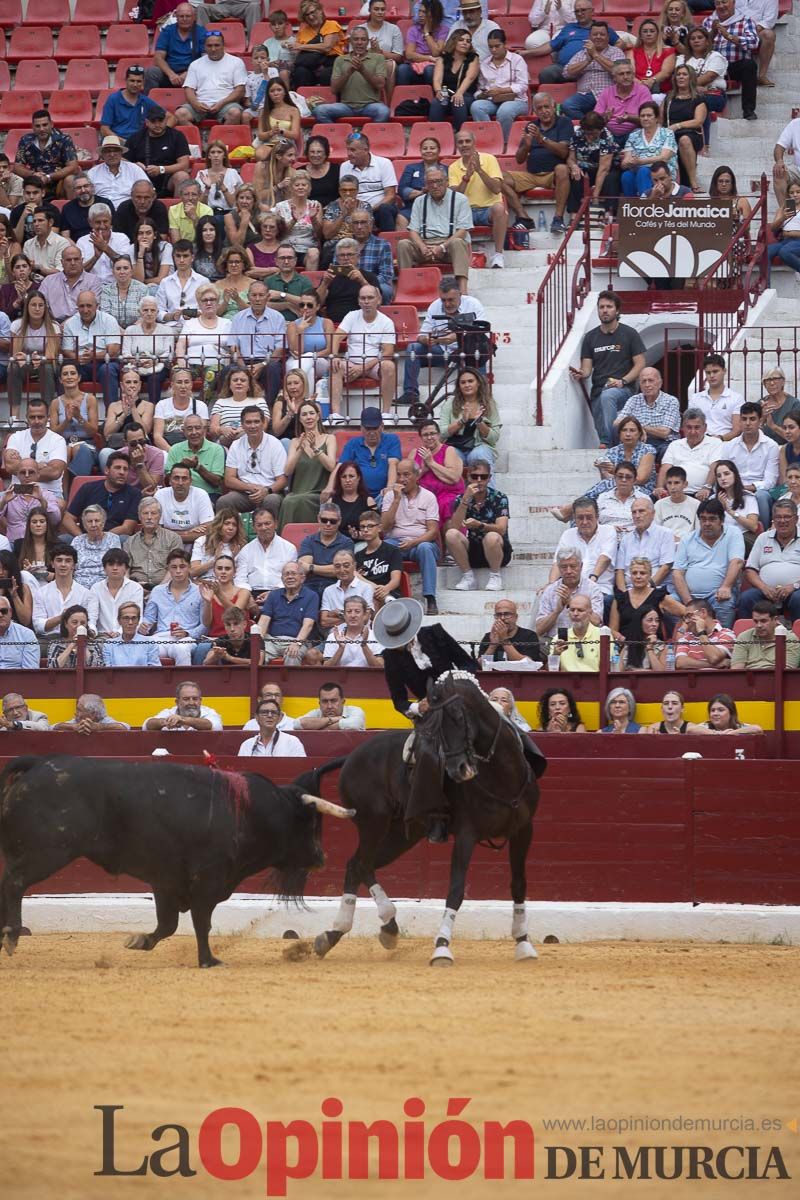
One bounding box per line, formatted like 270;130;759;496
313;672;546;966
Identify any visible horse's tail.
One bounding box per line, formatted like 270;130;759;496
293;756;349;797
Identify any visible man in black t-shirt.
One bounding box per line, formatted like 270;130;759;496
58;172;115;242
477;598;544;665
571;290;645;447
125;109;192;199
113;179;170;242
501;92;573;234
355;510;403;607
10;177;60;245
316;238;380;324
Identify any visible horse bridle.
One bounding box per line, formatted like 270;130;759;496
421;690;529;808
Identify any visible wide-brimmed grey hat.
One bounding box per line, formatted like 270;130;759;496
373;597;424;650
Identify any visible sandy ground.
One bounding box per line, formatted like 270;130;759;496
1;933;798;1199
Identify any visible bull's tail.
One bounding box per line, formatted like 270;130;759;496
293;756;348;797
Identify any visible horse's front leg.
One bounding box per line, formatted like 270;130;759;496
430;828;475;967
509;822;538;962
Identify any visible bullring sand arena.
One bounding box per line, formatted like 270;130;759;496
2;932;799;1198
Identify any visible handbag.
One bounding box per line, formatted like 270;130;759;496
446;419;478;454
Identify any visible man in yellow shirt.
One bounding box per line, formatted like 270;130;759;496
168;179;213;244
554;594;602;672
448;129;508;269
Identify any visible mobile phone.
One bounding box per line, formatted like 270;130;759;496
557;626;568;641
786;198;796;215
14;483;34;494
0;578;11;591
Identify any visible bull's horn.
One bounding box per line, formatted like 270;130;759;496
302;793;356;819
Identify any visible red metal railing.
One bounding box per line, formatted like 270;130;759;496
534;191;593;425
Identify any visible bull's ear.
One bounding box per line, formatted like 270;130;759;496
302;793;356;819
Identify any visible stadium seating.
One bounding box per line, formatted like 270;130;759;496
207;124;253;151
104;25;151;62
208;21;247;56
394;268;441;309
365;123;406;159
379;305;420;347
72;0;120;27
390;87;434;122
115;57;156;79
462;122;505;156
309;122;354;160
15;60;60;95
27;0;71;25
281;522;318;551
148;88;186;114
407;122;455;157
63;59;111;97
48;91;95;127
0;0;21;27
8;27;54;60
56;27;103;63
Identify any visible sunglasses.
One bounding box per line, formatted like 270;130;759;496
249;450;259;469
298;302;316;309
470;473;489;480
319;517;339;525
0;607;11;614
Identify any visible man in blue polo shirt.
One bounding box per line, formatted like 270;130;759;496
338;406;401;500
100;66;163;142
62;453;142;539
672;497;745;628
144;3;208;93
258;560;322;664
528;0;619;84
297;504;354;598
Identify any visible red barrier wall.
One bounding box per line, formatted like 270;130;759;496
6;752;799;906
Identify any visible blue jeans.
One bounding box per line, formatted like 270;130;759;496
403;341;445;393
387;536;440;597
77;360;120;404
692;589;738;629
429;92;475;130
739;585;800;622
560;91;597;121
397;63;435;86
753;488;772;529
68;440;98;476
621;165;656;197
469;97;528;140
768;240;800;277
313;101;390;123
702;91;726;143
591;384;633;446
373;201;397;232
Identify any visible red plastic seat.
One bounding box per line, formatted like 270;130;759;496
176;123;202;154
406;121;455;157
603;0;653;12
207;124;253;151
207;21;247;56
2;128;26;161
281;522;318;550
461;121;505;155
309;122;354;161
69;124;102;162
0;0;21;27
26;0;71;22
506;120;532;156
55;26;102;62
248;20;273;49
115;56;156;80
15;60;60;94
502;15;534;46
390;86;434;122
394;267;441;309
72;0;119;25
104;24;151;61
379;304;420;347
48;91;95;127
507;0;535;11
8;26;54;59
66;474;98;506
366;122;406;159
0;92;43;129
64;59;111;97
149;88;186;114
0;62;11;93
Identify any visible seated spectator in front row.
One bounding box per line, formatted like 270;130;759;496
0;594;39;669
538;687;587;733
731;599;800;670
445;456;511;593
47;604;106;668
701;693;762;736
600;686;641;734
294;681;367;731
140;548;205;666
323;595;384;668
489;686;531;730
242;682;296;732
127;497;184;593
478;598;543;665
143;680;223;731
51;693;130;734
674;597;735;671
238;698;307;758
672;497;744;628
381;460;440;616
32;545;91;637
552;594;602;671
62;452;142;540
738;498;800;622
258;560;322;665
87;549;144;635
204;605;264;666
0;692;49;729
103;601;163;667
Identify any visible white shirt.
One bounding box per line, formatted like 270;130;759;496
297;704;366;730
323;623;383;666
653;494;699;541
32;579;92;635
143;704;224;731
615;522;676;585
184;52;248;107
190;534;237;579
234;534;297;591
226;431;287;487
6;429;68;496
348;152;397;208
597;489;647;536
76;231;135;283
23;230;71;273
153;485;215;532
320;577;375;615
554;524;618;593
86;577;144;634
87;160;148;209
689;386;743;437
337;309;395;359
737;0;778;28
719;490;759;531
180;316;232;365
243;712;296;732
676;51;728;91
777;116;800;158
661;435;723;494
155;269;207;322
726;431;781;490
237;730;307;757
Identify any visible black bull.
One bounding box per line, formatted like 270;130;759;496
0;756;354;968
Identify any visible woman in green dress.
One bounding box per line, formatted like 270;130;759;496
279;399;338;529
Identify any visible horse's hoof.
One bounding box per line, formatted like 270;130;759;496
430;944;454;967
282;929;299;939
314;932;332;958
514;940;538;962
379;929;398;950
1;928;17;957
200;957;225;968
19;927;31;937
124;934;150;951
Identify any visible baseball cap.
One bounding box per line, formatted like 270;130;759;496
146;105;167;120
360;406;383;429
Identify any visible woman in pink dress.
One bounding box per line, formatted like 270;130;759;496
412;417;465;522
